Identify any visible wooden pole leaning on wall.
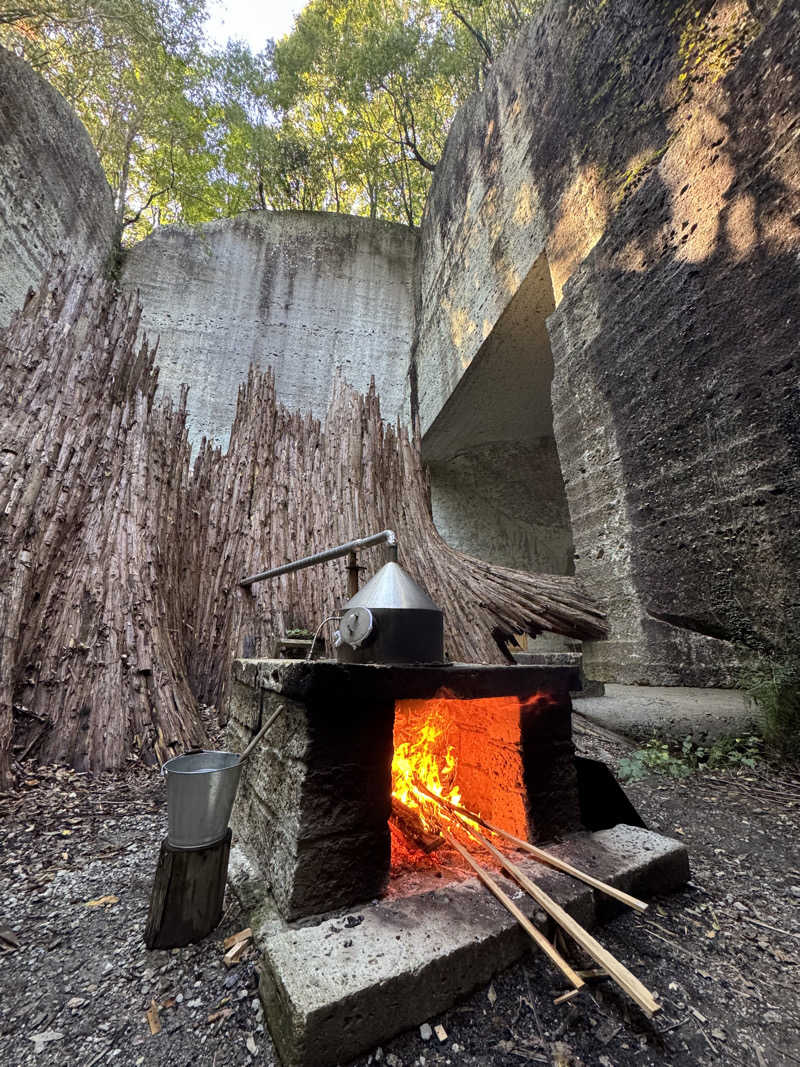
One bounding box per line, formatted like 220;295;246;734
144;829;232;950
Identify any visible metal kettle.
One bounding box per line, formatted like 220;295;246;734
335;562;445;665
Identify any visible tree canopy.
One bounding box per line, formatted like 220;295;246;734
0;0;542;238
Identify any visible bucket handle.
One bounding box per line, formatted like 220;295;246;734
239;703;285;762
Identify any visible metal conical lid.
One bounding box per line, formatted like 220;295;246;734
345;562;441;612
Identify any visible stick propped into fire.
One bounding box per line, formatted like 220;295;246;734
417;785;660;1017
390;797;444;853
415;781;648;914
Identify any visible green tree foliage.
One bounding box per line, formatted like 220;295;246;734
1;0;216;241
0;0;543;237
267;0;544;225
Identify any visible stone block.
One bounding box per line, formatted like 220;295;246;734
227;659;582;920
253;826;688;1067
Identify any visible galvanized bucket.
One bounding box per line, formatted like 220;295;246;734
162;750;244;850
161;705;286;850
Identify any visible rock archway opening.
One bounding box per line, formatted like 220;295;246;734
423;253;574;594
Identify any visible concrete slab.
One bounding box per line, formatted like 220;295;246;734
231;826;688;1067
574;684;760;741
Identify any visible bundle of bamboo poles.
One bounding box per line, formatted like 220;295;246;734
391;785;660;1017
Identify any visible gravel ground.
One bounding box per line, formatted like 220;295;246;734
1;720;799;1067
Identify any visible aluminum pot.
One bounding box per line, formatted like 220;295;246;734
162;750;243;849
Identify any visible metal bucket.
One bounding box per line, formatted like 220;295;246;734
162;750;243;849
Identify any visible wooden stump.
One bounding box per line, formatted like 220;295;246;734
144;829;231;950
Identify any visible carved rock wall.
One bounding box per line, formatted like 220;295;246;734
415;0;800;683
120;211;417;448
0;46;115;326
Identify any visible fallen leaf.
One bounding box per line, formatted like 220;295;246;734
85;895;119;908
146;999;161;1036
246;1033;257;1055
30;1030;63;1055
487;983;497;1005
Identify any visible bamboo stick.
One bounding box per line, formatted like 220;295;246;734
452;814;660;1017
416;783;647;913
441;829;584;992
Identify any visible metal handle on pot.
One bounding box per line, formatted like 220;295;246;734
239;703;285;762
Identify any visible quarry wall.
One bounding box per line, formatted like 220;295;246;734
3;0;798;688
415;0;799;684
120;212;417;448
0;46;115;327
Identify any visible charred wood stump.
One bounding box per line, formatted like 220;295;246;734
144;829;231;950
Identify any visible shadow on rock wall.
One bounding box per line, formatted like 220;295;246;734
550;0;799;672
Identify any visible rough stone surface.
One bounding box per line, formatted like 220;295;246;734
549;1;800;683
120;211;417;448
575;684;761;742
423;253;573;575
230;657;581;705
226;679;394;922
245;826;688;1067
414;0;800;684
0;46;115;326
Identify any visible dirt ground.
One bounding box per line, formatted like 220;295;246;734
1;719;798;1067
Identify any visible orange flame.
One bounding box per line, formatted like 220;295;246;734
391;707;465;835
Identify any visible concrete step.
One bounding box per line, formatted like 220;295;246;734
573;683;760;741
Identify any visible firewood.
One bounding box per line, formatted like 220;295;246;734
452;813;660;1017
441;829;584;991
416;783;647;913
391;797;444;852
223;939;249;968
223;927;253;951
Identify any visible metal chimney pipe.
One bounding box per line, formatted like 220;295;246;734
240;529;398;588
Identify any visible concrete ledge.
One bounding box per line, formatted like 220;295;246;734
575;684;760;741
244;826;688;1067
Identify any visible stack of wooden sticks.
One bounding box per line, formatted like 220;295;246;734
392;783;660;1017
